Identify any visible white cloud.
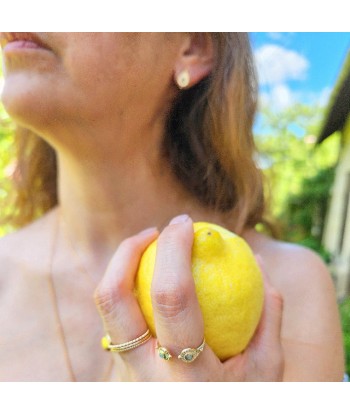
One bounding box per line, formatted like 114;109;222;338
254;44;309;86
254;41;331;113
317;86;332;106
271;84;295;109
294;86;332;107
259;83;295;110
259;84;332;112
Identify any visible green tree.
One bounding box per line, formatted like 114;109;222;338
255;103;340;249
256;103;349;374
0;60;15;236
282;166;335;262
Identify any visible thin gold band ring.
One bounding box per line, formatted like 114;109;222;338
101;329;152;353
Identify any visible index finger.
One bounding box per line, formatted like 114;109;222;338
94;227;159;360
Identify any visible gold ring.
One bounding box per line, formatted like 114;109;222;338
156;338;205;363
156;342;172;361
178;338;205;363
101;329;152;353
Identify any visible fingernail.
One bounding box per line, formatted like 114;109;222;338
169;214;190;225
138;227;158;236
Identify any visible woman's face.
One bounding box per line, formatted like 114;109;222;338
0;32;182;141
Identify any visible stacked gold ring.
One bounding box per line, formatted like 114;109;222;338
101;329;152;353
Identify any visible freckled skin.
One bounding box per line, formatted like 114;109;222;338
1;33;181;152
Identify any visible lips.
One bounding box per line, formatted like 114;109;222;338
0;32;50;51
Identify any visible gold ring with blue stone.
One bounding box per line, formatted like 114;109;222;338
156;342;172;361
178;338;205;363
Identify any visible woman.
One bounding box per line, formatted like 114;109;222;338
0;32;344;381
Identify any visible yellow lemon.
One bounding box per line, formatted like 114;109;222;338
135;222;264;361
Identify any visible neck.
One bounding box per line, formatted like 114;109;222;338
56;139;222;278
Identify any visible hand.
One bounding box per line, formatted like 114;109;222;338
94;215;284;381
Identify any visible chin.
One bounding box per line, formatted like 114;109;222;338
1;73;59;134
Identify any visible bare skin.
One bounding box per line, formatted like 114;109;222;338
0;32;345;381
0;210;344;381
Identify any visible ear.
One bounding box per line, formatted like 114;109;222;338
174;33;214;89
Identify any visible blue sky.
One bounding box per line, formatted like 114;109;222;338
250;32;350;111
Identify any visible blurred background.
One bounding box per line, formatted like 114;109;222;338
251;33;350;374
1;32;350;374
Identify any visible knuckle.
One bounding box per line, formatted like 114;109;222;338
94;283;121;317
269;287;284;310
152;282;190;320
118;236;140;254
94;285;114;315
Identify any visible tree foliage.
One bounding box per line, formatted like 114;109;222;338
255;103;340;261
340;297;350;375
0;62;15;236
256;103;349;375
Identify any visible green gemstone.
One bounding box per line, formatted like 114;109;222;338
159;348;171;360
185;353;194;361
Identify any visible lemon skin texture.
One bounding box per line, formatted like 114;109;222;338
135;222;264;361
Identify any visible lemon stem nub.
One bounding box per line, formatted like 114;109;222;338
193;228;225;257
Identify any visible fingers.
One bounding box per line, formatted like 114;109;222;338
95;215;210;376
247;255;284;380
94;227;159;360
254;255;284;347
151;214;206;363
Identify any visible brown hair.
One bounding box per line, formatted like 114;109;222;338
4;33;265;233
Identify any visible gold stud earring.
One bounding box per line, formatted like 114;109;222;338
176;69;190;89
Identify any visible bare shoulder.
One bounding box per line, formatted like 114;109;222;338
244;229;344;380
244;229;335;297
0;209;57;335
0;209;62;381
0;209;57;280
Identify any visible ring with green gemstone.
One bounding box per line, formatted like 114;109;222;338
178;339;205;363
156;343;172;361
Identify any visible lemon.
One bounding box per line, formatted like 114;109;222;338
135;222;264;361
